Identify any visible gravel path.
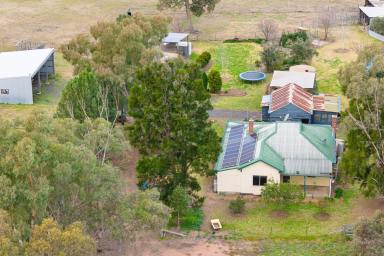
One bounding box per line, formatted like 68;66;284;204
208;109;261;120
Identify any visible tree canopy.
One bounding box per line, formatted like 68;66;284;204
127;59;221;203
0;112;170;246
339;45;384;196
61;13;170;100
158;0;220;31
56;69;119;122
25;219;96;256
371;17;384;36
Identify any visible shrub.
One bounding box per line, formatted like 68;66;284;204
229;197;246;214
284;39;317;65
196;51;211;68
335;188;344;199
261;182;304;205
317;198;332;214
354;211;384;256
255;59;262;68
223;38;265;44
202;72;208;90
261;44;286;73
180;208;204;231
208;70;222;93
279;31;308;47
370;17;384;35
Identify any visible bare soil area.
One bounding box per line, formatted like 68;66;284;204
110;147;139;192
217;89;247;97
269;210;289;219
0;0;362;50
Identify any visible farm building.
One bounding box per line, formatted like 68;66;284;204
215;120;337;197
261;83;340;125
0;48;55;104
365;0;384;7
270;71;315;91
359;6;384;25
161;33;192;60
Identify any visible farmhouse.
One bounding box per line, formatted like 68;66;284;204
0;48;55;104
215;120;337;197
270;71;315;91
261;83;340;125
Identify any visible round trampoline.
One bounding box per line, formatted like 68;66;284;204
239;71;266;82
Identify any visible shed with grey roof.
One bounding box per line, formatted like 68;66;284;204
270;71;316;90
0;48;55;104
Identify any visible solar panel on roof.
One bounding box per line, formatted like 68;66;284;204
239;136;256;165
221;125;244;168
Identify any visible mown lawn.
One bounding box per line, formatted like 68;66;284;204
194;26;377;113
194;41;267;111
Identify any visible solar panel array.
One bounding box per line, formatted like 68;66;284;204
239;136;257;165
221;124;257;169
221;125;244;168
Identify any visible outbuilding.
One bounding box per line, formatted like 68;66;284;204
161;33;192;59
0;48;55;104
359;6;384;25
270;71;316;91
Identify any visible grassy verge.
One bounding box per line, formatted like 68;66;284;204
222;188;357;241
259;238;353;256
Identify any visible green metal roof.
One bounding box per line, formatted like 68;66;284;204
215;121;336;177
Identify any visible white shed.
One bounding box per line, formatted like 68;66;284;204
0;48;55;104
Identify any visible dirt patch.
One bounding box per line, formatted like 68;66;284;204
269;210;289;219
350;196;384;222
313;212;331;221
216;89;247;97
334;48;350;53
110;148;139;193
312;39;330;48
98;233;231;256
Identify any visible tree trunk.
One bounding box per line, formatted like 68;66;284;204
185;0;194;32
177;211;180;230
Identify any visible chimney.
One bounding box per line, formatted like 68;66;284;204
331;115;338;137
248;118;254;135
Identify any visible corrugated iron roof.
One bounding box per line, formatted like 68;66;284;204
359;6;384;18
270;71;315;89
215;121;336;177
0;48;54;79
270;84;314;113
267;84;340;114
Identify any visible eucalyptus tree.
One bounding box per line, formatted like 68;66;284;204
158;0;220;32
339;45;384;196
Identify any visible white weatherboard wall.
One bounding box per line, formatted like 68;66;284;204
0;77;33;104
217;161;280;195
